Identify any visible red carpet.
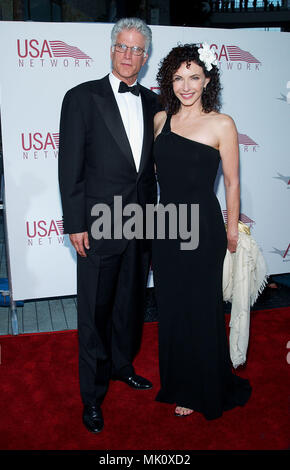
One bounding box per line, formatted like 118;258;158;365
0;307;289;451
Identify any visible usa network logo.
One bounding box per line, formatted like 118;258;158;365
238;132;259;152
17;39;93;68
21;131;59;160
26;218;65;246
209;43;261;71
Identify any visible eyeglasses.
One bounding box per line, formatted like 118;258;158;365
113;43;145;56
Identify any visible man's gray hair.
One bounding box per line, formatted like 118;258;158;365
111;17;152;54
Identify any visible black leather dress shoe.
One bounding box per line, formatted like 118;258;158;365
113;374;153;390
82;405;104;433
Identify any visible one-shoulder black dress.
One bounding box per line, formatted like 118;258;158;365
152;114;252;420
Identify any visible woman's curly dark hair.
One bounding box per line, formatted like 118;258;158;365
156;43;222;115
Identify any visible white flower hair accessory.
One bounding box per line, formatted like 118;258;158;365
197;42;218;71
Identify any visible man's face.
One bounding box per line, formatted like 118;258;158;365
111;29;148;85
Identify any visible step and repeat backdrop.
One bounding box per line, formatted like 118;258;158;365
0;21;289;300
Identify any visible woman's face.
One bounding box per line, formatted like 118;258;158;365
172;61;210;108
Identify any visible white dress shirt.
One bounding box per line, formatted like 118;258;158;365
109;72;144;172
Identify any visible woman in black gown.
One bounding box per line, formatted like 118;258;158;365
152;43;252;420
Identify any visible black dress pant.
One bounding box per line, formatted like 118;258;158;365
77;239;150;406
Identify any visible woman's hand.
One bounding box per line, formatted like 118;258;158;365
227;229;238;253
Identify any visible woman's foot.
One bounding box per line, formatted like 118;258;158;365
174;405;194;417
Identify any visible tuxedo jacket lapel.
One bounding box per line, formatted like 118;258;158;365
92;75;136;171
137;89;152;180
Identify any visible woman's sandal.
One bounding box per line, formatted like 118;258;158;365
174;406;194;417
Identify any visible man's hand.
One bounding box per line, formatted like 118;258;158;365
69;232;90;257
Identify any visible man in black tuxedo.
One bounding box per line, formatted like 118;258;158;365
58;18;160;433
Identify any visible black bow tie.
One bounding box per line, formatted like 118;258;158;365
118;81;140;96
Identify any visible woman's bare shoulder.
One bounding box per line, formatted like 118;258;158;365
212;112;236;128
208;112;237;139
154;110;167;126
154;110;167;137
